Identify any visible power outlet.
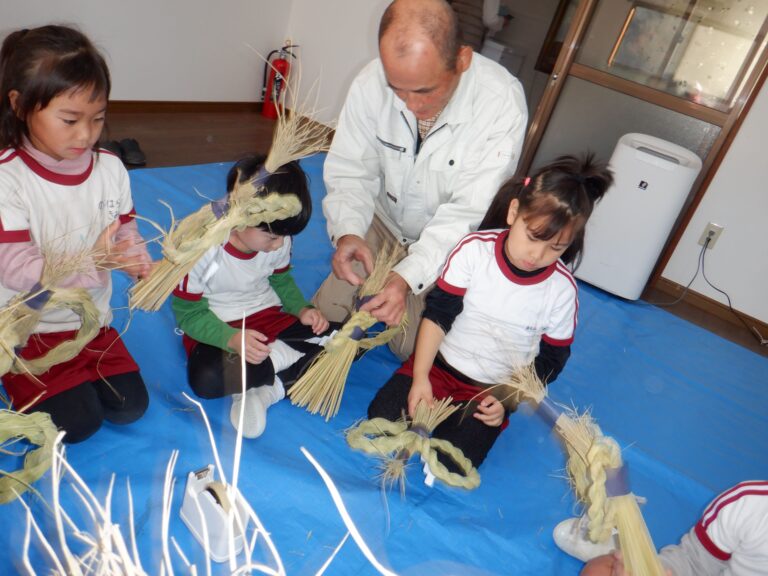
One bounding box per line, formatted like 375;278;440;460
698;222;724;249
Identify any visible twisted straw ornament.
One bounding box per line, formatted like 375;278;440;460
347;417;479;490
500;365;666;575
288;242;406;420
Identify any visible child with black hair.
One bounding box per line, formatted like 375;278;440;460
172;155;333;438
367;154;613;473
0;25;150;443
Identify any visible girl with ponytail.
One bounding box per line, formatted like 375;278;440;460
366;153;613;473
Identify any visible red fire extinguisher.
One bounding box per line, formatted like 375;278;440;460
261;44;297;119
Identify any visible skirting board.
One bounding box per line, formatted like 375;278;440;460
107;101;263;113
652;277;768;339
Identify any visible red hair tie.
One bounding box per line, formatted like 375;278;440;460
524;176;531;187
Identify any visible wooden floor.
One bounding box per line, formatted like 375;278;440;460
105;109;768;358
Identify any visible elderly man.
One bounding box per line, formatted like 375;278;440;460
314;0;527;359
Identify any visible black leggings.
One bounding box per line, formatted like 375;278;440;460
187;321;338;399
31;371;149;444
367;373;504;472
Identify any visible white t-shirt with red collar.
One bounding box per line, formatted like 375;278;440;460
436;229;578;384
173;237;292;322
0;148;135;332
661;481;768;576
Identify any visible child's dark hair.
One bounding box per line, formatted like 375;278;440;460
226;154;311;236
0;25;111;149
480;153;613;268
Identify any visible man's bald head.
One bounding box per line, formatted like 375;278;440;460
378;0;461;70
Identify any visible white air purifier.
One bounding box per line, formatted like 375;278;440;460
575;133;702;300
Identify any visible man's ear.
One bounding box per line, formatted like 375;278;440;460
455;44;472;73
506;198;520;226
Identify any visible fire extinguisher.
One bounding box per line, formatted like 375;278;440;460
261;44;297;119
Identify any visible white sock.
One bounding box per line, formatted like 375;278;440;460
269;339;304;372
256;376;285;406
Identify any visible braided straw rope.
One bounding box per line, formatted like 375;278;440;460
502;365;666;576
129;189;303;311
1;287;100;377
346;408;480;490
0;409;58;503
288;242;406;420
130;80;332;313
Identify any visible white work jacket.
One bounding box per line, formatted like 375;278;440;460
323;52;527;294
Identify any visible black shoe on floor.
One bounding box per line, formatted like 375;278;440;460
100;140;123;157
119;138;146;166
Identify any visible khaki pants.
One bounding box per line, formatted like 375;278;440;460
312;216;429;361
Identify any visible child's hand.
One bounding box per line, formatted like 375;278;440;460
298;307;329;334
408;376;435;416
227;329;270;364
474;395;504;427
92;221;151;278
581;551;657;576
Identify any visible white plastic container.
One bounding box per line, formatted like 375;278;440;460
575;133;702;300
481;39;524;76
179;465;250;563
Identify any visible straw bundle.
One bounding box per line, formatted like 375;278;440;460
129;89;333;312
346;398;480;490
502;365;666;576
288;243;407;420
0;409;58;504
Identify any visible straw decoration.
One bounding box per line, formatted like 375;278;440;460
3;288;100;377
346;398;480;490
1;245;104;378
129;75;333;313
288;242;407;420
501;365;666;576
0;409;58;504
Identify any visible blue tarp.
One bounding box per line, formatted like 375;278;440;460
2;154;766;575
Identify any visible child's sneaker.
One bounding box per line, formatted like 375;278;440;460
552;516;618;562
229;390;267;438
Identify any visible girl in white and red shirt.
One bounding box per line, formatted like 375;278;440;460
368;154;612;471
582;481;768;576
0;25;150;443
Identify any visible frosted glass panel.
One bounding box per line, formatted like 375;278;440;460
577;0;768;111
531;76;720;169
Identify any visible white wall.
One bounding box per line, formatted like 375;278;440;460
0;0;294;101
490;0;561;116
4;2;763;322
285;0;389;124
662;81;768;323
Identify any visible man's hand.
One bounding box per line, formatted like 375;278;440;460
332;235;374;286
298;307;330;335
227;329;271;364
474;395;504;427
359;272;409;326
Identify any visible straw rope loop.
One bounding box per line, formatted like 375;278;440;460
2;288;101;377
346;417;480;489
0;410;58;504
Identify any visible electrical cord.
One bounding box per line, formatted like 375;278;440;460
648;236;709;307
648;233;767;347
700;240;768;347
